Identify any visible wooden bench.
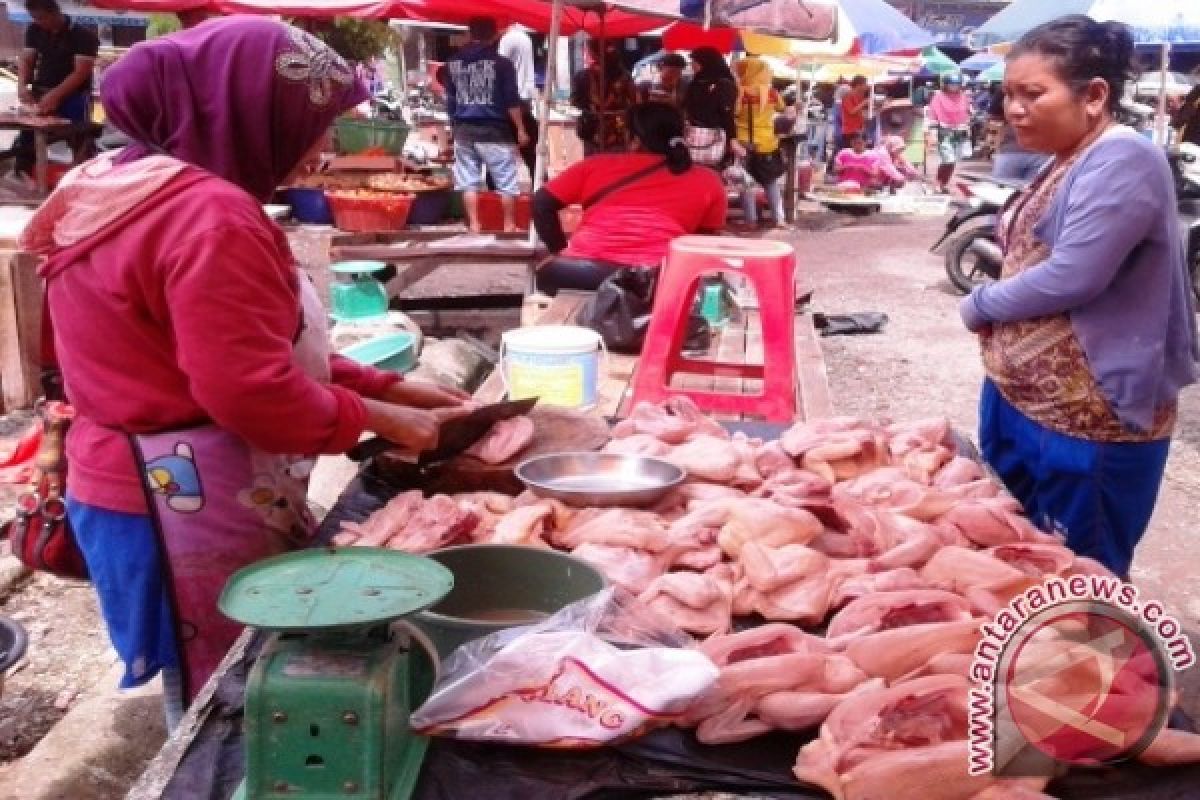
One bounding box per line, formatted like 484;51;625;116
473;290;833;421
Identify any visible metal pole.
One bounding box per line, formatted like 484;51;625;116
598;12;608;150
528;0;565;249
1156;41;1170;146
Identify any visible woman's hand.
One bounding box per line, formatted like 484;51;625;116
363;399;472;453
730;140;748;159
381;379;472;410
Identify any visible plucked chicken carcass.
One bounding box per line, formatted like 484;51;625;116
612;396;729;444
663;434;744;484
825;590;977;639
685;624;870;743
604;433;672;458
636;571;732;636
940;496;1062;548
840;618;983;683
793;675;1050;800
551;508;670;552
833;468;958;522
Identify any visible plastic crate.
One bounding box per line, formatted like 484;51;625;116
334;117;411;156
326;191;414;233
476;192;532;232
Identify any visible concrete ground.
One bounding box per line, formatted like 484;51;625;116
1;208;1197;797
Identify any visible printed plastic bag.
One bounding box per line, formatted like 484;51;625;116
409;589;719;748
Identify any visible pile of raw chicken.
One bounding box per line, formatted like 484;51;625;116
335;398;1200;799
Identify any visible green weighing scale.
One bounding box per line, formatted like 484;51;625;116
220;548;454;800
331;261;391;322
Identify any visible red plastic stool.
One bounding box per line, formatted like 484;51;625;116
630;235;798;422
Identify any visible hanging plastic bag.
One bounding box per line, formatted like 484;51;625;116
409;588;719;748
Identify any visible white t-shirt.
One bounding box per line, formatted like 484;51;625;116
499;26;537;102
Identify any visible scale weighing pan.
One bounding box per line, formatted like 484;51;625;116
219;547;454;632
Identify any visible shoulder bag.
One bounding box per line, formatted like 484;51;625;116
744;98;788;185
4;401;89;580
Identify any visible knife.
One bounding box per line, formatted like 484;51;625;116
347;397;539;464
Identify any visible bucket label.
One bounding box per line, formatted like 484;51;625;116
509;362;585;407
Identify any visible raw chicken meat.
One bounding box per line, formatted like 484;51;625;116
612;396;729;444
604;433;671;457
728;432;765;487
834;468;957;522
986;542;1075;578
826;590;976;639
933;456;985;488
841;619;982;682
463;415;535;464
570;539;696;594
664;434;743;484
1138;727;1200;766
753;468;832;508
340;491;478;552
940;497;1059;547
488;502;556;547
755;679;886;733
699;623;832;665
755;440;796;479
637;571;732;636
551;508;670;552
736;542;860;625
920;546;1028;594
715;499;825;557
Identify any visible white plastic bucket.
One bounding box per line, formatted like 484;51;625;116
500;325;604;409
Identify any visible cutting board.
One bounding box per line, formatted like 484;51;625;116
371;407;610;495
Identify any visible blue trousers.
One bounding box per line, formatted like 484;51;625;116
66;497;179;688
978;380;1170;578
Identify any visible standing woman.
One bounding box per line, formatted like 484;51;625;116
570;39;637;155
926;73;972;192
732;55;788;229
682;47;738;169
19;18;470;720
959;16;1199;578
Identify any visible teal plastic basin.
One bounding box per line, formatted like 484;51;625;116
338;332;418;374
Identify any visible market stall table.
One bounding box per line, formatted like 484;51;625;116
0;112;76;198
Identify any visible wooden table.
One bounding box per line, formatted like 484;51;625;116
0;112;74;198
330;229;541;300
473;290;834;421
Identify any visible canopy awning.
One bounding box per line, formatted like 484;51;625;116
6;0;150;26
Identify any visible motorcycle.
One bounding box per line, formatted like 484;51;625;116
1168;142;1200;303
931;174;1019;294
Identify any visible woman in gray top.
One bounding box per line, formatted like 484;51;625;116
959;16;1199;577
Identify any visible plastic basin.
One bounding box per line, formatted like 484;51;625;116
412;545;606;661
338;332;418;374
281;187;334;225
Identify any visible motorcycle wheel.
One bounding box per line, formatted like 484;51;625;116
944;224;1001;295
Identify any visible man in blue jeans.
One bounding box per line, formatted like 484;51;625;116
445;16;530;232
11;0;99;185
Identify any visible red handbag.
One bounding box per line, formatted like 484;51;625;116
3;401;89;580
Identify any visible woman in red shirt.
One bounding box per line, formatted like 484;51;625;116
531;102;727;292
19;19;469;721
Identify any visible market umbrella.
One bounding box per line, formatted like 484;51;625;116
958;52;1001;73
682;0;933;55
978;61;1004;84
915;46;959;77
976;0;1200;142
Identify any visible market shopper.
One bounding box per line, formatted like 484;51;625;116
731;55;787;229
832;132;879;191
1172;81;1200;146
959;16;1199;578
19;18;471;722
531;102;726;293
445;16;530;232
637;52;689;108
989;85;1049;183
926;73;972;192
498;19;538;176
681;47;738;168
8;0;99;186
874;134;920;190
571;39;637;154
838;75;871;151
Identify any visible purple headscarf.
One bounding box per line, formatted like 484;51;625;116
101;17;368;202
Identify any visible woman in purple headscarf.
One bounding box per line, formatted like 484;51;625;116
20;17;470;722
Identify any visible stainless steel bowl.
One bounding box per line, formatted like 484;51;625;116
515;452;686;508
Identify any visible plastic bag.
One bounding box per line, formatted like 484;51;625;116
410;589;719;748
575;269;713;355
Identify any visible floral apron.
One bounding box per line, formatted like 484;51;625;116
132;270;329;699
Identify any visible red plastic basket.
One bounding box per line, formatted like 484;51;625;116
326;191;414;233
